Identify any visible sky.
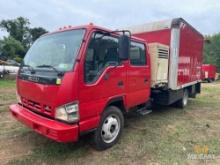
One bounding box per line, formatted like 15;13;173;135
0;0;220;38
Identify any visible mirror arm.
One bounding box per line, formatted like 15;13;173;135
110;30;131;37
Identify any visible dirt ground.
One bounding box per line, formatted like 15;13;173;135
0;80;220;165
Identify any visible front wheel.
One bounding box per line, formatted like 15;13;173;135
176;89;189;108
92;106;124;150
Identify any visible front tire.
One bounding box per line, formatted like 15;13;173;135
92;106;124;150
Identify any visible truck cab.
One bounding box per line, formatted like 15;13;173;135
10;24;151;150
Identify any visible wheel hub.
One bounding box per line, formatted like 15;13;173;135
183;91;188;106
101;115;120;143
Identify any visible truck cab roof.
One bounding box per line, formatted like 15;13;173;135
42;23;147;43
124;17;203;38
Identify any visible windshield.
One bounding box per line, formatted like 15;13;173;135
23;29;85;72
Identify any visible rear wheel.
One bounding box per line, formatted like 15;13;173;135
176;89;189;108
92;106;124;150
207;78;212;83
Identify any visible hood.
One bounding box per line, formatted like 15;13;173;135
17;72;78;118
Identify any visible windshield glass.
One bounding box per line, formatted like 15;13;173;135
23;29;85;72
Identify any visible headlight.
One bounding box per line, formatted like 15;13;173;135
55;102;79;123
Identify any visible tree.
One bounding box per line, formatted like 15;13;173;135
0;17;48;60
0;36;25;59
0;17;30;48
29;27;48;43
204;33;220;72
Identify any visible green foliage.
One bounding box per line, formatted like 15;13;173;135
0;17;30;48
14;56;23;63
204;33;220;72
29;27;48;43
0;17;48;61
0;36;25;58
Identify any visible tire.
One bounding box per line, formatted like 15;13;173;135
207;78;212;83
92;106;124;150
176;89;189;108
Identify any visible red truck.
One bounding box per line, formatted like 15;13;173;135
202;64;217;82
10;18;203;150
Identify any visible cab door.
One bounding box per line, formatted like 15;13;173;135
78;31;127;120
126;41;150;109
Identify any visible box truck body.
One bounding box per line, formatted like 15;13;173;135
127;18;203;90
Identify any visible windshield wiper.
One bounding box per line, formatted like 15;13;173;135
36;64;64;77
21;64;36;74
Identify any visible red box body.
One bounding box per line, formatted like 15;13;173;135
202;64;216;80
130;18;204;89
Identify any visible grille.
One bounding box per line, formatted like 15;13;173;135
158;48;169;59
21;97;52;116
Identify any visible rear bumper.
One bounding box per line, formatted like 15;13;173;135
9;104;79;142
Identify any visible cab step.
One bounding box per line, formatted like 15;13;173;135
136;107;152;116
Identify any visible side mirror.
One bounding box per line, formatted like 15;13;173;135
119;35;130;61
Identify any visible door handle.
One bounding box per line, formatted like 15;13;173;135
117;80;124;87
144;78;148;83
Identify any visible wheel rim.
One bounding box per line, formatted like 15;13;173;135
101;114;120;144
183;90;188;106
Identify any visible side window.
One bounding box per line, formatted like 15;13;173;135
84;32;119;83
130;41;146;66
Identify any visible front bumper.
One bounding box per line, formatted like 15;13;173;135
9;104;79;142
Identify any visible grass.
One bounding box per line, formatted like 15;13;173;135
0;79;16;113
0;79;16;88
0;80;220;165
